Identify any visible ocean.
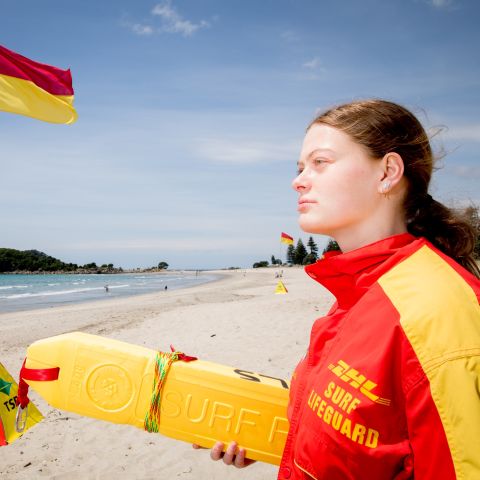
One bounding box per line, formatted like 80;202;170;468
0;272;219;314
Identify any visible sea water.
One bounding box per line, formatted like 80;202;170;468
0;272;219;314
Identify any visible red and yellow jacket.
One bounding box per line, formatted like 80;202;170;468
278;233;480;480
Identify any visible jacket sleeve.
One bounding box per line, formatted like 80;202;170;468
405;356;480;479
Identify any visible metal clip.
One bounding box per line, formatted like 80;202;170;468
15;404;28;433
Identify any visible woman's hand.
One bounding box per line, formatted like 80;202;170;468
192;441;256;468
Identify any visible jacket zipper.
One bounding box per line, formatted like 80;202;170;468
294;458;318;480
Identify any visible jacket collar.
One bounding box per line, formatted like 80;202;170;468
305;233;420;309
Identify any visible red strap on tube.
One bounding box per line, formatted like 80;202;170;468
169;345;198;362
16;359;60;408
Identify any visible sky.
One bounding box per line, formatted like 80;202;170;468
1;0;479;269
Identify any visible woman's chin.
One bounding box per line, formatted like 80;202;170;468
298;217;328;235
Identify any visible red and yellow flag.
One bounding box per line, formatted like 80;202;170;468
0;45;77;124
280;232;294;245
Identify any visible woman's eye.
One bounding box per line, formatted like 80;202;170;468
314;158;326;165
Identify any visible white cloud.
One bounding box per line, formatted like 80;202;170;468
281;30;299;43
131;23;154;36
119;17;155;36
430;0;453;7
152;1;210;36
448;165;480;179
302;57;320;69
444;124;480;142
193;138;299;164
60;236;266;252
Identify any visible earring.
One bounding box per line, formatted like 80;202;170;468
381;181;391;194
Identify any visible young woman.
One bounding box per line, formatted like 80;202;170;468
202;99;480;479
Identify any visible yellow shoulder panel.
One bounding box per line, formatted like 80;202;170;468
378;245;480;478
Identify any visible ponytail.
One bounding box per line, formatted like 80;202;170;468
406;194;480;278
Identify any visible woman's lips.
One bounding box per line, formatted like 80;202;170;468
297;199;316;212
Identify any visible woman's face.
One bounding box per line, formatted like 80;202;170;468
293;123;384;241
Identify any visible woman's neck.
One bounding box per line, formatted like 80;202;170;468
334;219;408;253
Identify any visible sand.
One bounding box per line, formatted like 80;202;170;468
0;267;333;480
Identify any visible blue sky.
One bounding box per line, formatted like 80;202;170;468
1;0;479;269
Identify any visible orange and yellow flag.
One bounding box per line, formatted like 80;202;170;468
0;45;77;124
280;232;294;245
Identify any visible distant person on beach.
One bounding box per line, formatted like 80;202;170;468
198;99;480;478
164;285;168;291
104;285;109;293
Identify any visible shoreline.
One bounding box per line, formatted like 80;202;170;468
0;270;224;315
0;270;231;357
0;268;217;275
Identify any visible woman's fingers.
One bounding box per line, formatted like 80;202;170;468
234;447;247;467
210;441;226;461
201;440;254;468
222;441;238;465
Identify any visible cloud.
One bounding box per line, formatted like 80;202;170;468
425;0;455;8
131;23;154;36
444;124;480;142
60;236;266;252
281;30;300;43
302;57;320;69
151;1;210;36
120;17;155;36
193;138;299;164
448;165;480;179
122;1;210;37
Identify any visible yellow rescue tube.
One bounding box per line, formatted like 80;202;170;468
24;332;289;465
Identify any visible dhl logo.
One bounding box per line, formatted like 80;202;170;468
328;360;391;406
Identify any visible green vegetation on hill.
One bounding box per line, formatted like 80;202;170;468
0;248;74;272
0;248;120;273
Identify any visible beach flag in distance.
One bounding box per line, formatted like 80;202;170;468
275;281;288;294
0;44;77;124
280;232;294;245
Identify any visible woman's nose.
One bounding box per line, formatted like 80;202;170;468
292;169;309;192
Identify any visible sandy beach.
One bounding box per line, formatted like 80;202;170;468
0;267;333;480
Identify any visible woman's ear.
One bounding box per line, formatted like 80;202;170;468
378;152;405;194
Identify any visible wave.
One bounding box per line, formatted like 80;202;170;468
0;285;29;290
2;284;129;300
